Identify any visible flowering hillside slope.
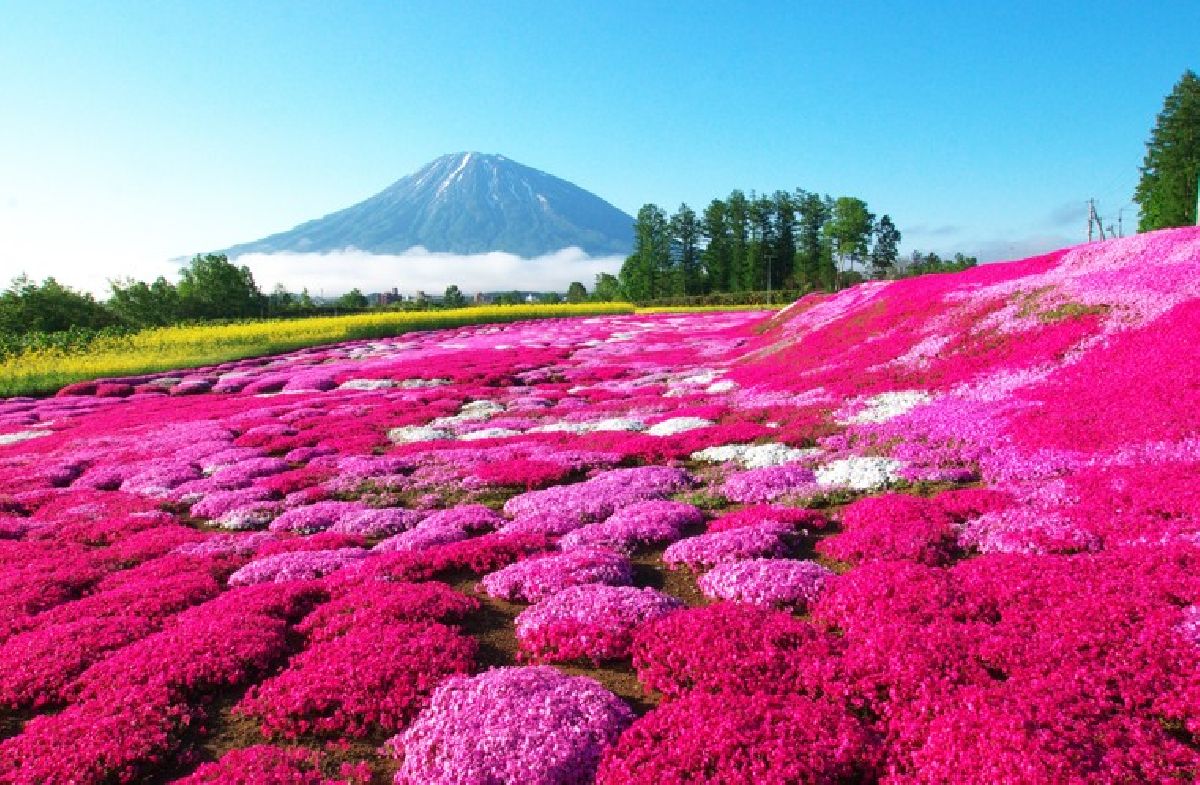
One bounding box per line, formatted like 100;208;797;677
1;226;1200;783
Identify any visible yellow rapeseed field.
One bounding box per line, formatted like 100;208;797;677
0;303;635;397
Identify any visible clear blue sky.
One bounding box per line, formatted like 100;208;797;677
1;1;1196;293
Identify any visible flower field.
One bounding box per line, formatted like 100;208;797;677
3;226;1200;783
0;302;634;398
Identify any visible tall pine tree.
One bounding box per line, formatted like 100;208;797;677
619;204;671;302
1135;70;1200;231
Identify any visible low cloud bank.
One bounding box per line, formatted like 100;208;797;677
236;247;625;296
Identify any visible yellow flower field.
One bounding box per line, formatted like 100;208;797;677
0;303;636;397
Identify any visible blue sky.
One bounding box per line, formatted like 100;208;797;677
0;1;1196;294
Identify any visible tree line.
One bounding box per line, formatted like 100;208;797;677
617;190;915;302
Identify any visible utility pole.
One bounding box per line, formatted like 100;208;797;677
1087;199;1107;242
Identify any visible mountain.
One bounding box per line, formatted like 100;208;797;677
223;153;635;258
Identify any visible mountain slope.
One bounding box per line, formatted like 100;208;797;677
224;153;635;258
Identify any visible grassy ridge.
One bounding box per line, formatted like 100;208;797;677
0;303;635;398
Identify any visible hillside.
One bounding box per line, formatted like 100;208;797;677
223;152;635;258
1;227;1200;783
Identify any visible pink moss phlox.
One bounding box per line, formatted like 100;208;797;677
387;666;634;785
236;621;475;739
516;585;683;663
481;548;635;602
559;500;704;554
697;558;833;609
595;691;879;785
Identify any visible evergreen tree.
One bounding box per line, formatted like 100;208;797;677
794;190;831;288
619;204;671;301
670;204;703;295
870;215;901;278
701;199;732;293
726;191;751;292
772;191;797;291
1135;70;1200;230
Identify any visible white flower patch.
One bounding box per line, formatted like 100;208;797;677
690;442;819;468
740;444;819;469
691;444;751;463
814;456;904;491
588;418;647;432
339;379;397;390
0;429;52;446
387;425;454;444
458;428;522;441
706;380;738;394
647;417;716;437
430;399;506;429
398;378;452;389
842;390;933;425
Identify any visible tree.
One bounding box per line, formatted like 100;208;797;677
870;215;901;278
670;204;703;295
565;281;588;303
0;275;119;334
267;284;295;314
619;204;671;301
442;285;467;308
592;273;622;301
701;199;732;293
772;191;796;291
108;276;181;327
177;254;262;320
824;197;875;283
335;288;369;309
1136;70;1200;231
794;190;831;288
538;291;562;304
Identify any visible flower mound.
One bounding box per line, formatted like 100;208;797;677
631;602;831;699
515;585;683;663
595;691;878;785
818;493;959;566
481;548;634;603
387;666;634;785
698;558;833;609
559;501;704;553
227;548;367;586
663;521;792;569
172;745;369;784
236;621;476;739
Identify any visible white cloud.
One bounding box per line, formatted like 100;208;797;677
234;247;625;296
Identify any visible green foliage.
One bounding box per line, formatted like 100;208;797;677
335;288;369;309
824;197;875;279
670;203;704;295
620;204;672;301
538;291;563;304
1136;70;1200;231
177;254;263;319
442;285;468;308
108;276;182;327
566;281;588;303
870;215;901;278
896;251;978;278
0;275;119;335
592;273;622;302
